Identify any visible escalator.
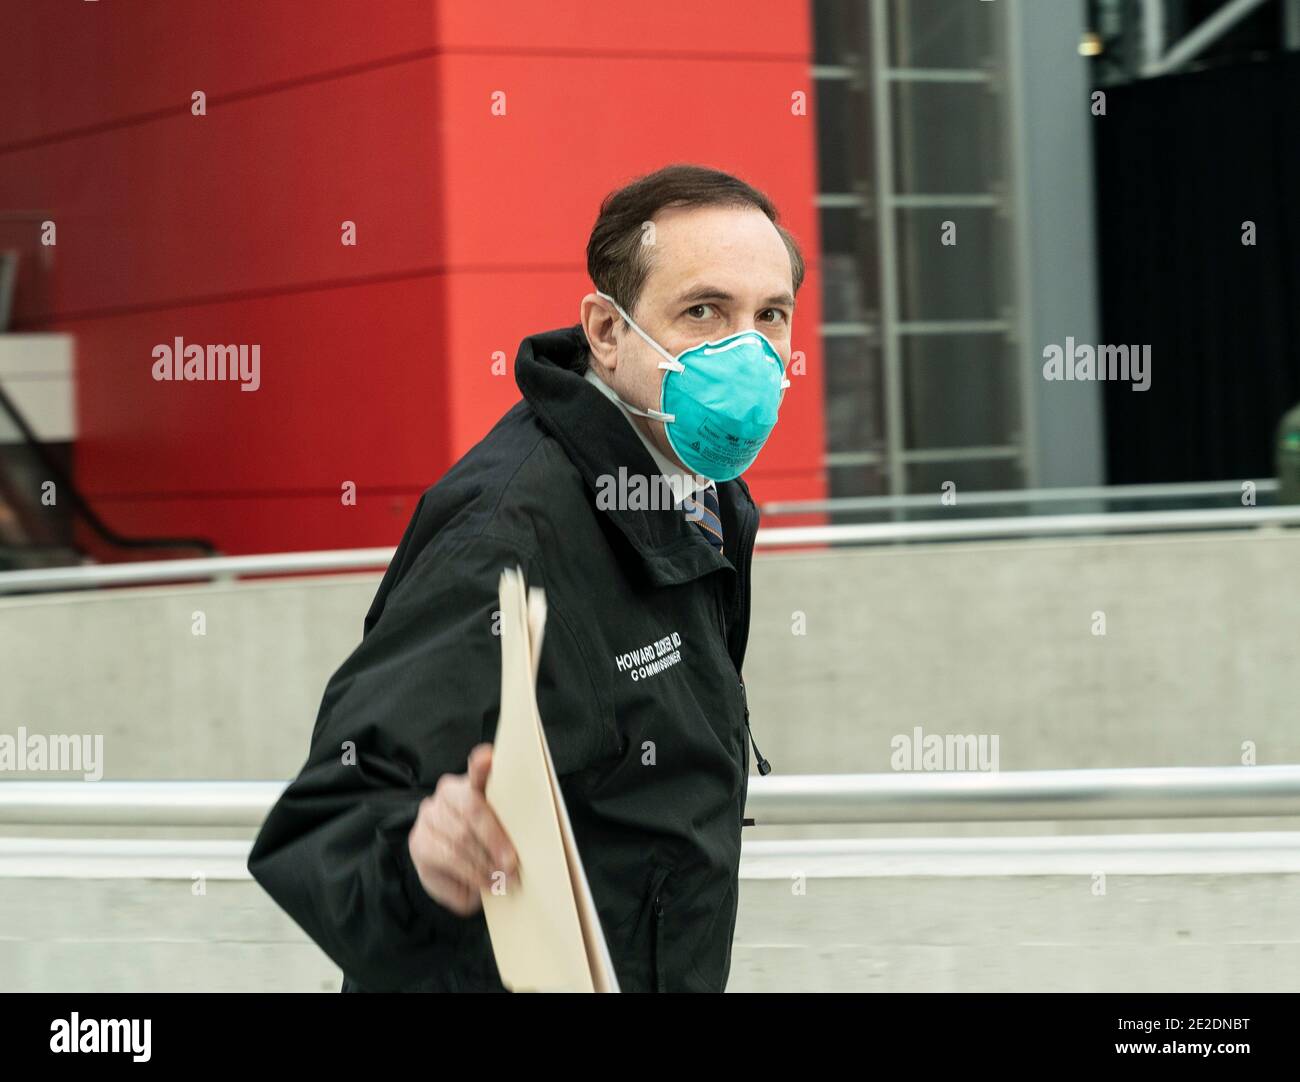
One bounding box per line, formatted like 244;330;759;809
0;381;215;572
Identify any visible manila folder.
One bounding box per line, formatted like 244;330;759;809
480;566;619;992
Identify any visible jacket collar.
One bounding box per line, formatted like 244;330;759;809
514;323;757;588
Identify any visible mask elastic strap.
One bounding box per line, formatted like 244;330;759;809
595;290;682;422
596;290;687;372
620;397;675;424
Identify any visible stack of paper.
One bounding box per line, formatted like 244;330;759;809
480;566;619;993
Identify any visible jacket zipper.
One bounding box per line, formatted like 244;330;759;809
733;498;770;776
652;892;665;992
731;499;757;673
649;864;672;992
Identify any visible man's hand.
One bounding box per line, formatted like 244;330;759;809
407;743;518;916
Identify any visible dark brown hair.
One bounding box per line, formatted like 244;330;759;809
586;164;806;317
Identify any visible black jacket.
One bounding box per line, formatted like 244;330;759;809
247;322;760;992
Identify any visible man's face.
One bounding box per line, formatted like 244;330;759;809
584;204;795;473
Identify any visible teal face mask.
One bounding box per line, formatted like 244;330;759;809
596;291;790;482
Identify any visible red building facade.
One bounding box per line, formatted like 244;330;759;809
1;1;826;555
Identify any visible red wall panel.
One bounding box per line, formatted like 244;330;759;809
430;41;827;490
0;0;438;147
433;0;809;55
1;0;825;557
68;275;449;497
85;491;427;557
432;52;816;265
0;60;444;318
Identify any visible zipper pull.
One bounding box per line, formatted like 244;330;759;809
739;678;771;776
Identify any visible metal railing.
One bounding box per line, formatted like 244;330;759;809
0;547;395;594
4;766;1300;828
743;765;1300;824
1;504;1298;594
0;780;284;828
7;832;1300;880
761;479;1280;517
754;505;1300;548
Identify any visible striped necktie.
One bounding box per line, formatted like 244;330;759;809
684;485;724;554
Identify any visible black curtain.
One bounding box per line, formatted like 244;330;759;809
1094;53;1300;483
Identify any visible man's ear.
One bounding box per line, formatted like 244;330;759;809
580;293;620;377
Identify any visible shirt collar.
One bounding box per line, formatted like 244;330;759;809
583;367;715;504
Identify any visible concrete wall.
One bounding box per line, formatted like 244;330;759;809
745;529;1300;775
5;854;1298;993
3;528;1299;992
1;529;1297;782
732;869;1300;993
0;571;375;781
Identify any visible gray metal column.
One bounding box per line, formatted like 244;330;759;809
1009;0;1105;489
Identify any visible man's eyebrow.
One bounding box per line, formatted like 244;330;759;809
670;286;796;308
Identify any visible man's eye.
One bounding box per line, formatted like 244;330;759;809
760;308;788;324
686;304;715;319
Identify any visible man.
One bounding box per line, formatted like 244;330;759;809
248;163;804;992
